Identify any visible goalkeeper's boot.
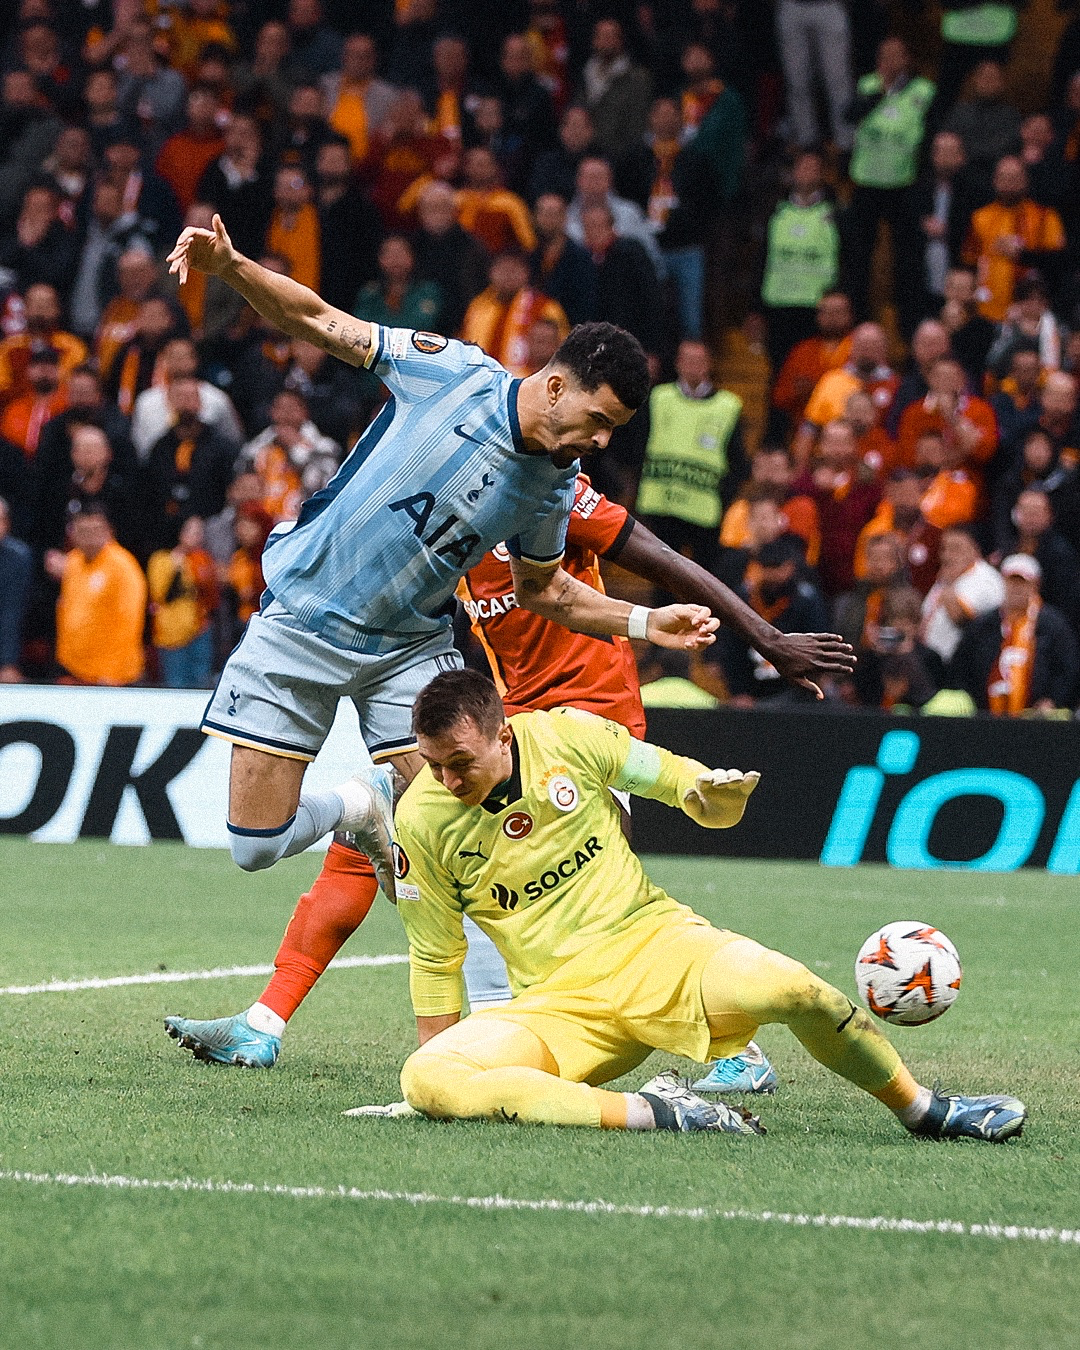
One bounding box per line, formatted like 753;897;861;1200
164;1012;280;1068
337;764;396;899
692;1041;779;1095
637;1070;765;1134
911;1090;1026;1142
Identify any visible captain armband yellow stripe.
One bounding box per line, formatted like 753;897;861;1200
612;737;663;796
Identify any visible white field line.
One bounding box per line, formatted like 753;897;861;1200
0;953;408;996
0;1168;1077;1247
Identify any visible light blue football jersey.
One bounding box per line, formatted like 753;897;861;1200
261;327;578;652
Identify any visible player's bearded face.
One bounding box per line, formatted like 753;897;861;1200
418;718;514;806
547;379;632;464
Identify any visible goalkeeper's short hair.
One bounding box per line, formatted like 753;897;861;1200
413;669;505;739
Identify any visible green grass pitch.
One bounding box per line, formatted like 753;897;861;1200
1;839;1077;1349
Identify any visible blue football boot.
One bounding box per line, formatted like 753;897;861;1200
912;1090;1027;1142
164;1012;280;1068
692;1041;779;1095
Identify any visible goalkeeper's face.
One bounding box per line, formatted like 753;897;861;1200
417;717;514;807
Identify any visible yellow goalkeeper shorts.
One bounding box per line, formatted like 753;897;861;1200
469;911;761;1086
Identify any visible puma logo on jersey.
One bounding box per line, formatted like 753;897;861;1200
388;491;482;569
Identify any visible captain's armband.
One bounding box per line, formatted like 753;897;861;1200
612;738;662;796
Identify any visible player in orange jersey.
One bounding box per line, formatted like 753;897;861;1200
458;477;645;735
165;476;854;1075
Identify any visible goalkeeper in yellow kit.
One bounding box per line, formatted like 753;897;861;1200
385;670;1025;1141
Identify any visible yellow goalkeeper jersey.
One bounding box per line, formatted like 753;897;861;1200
394;708;707;1017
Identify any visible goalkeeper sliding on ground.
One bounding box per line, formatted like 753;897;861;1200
360;669;1025;1141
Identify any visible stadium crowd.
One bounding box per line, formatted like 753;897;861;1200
2;0;1080;718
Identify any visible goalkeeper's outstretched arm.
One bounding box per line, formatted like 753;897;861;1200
590;720;760;829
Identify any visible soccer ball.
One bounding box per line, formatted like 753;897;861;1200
854;921;962;1025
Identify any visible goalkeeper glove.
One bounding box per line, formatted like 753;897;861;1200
681;768;760;829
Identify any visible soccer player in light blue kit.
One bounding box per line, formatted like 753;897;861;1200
165;215;716;914
164;215;855;1070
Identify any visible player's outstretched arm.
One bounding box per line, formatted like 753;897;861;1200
610;520;855;697
166;213;377;368
510;557;718;651
571;711;761;829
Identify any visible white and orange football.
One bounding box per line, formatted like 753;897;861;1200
855;921;962;1026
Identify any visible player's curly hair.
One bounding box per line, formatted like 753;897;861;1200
413;669;505;738
551;322;650;411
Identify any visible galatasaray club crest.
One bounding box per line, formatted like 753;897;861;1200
547;775;578;813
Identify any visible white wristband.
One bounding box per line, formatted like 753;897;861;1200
627;605;651;641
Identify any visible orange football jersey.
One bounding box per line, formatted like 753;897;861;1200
457;476;646;737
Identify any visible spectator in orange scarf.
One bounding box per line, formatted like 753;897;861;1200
952;554;1078;713
107;296;188;419
0;343;68;459
461;253;569;377
322;33;396;165
834;531;908;650
855;469;942;595
95;250;161;379
430;36;472;144
0;284;87;407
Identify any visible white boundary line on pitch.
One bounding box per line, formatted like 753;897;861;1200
0;1168;1077;1248
0;953;408;996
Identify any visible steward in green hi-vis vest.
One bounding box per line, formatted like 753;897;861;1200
761;199;839;309
636;384;742;530
941;3;1017;46
850;73;936;189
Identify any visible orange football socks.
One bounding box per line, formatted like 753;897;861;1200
258;841;379;1023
